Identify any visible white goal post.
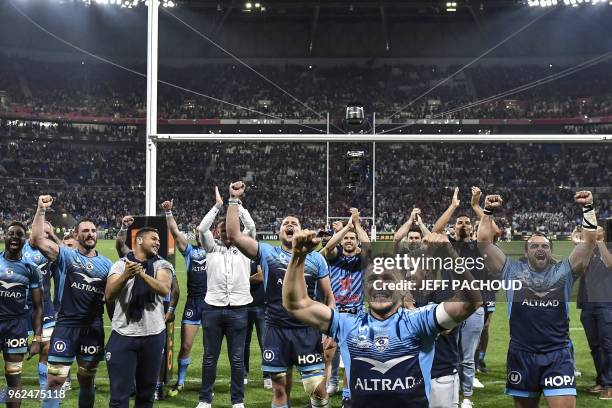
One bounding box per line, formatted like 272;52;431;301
144;0;610;220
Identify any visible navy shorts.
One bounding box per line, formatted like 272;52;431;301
506;346;576;398
48;324;105;363
0;318;30;354
181;296;210;325
262;325;324;373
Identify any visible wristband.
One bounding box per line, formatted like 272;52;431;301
483;207;494;216
165;211;173;217
228;198;242;206
119;226;128;233
582;204;597;231
167;307;175;313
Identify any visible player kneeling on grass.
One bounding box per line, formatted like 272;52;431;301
282;229;483;408
477;191;597;408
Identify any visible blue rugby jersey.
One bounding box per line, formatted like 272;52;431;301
258;242;328;328
0;252;41;320
54;246;112;326
22;240;53;307
182;243;207;298
503;258;575;353
328;305;440;408
328;247;366;313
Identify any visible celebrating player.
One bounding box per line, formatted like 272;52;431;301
22;221;61;392
282;229;482;408
32;195;112;408
477;191;597;408
226;181;335;408
320;208;370;407
159;198;209;397
1;221;43;408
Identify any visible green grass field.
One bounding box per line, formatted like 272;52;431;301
1;240;607;407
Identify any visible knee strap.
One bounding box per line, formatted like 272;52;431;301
77;365;98;378
5;361;23;375
47;363;70;377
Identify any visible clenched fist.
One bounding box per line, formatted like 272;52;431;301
122;216;134;227
574;191;593;206
160;199;174;211
38;195;53;209
484;194;503;209
229;181;245;199
291;230;320;256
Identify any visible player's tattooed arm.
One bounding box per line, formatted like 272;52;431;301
116;216;134;258
282;230;333;332
32;195;60;261
476;194;506;279
161;200;189;253
28;287;43;359
321;220;351;260
569;191;597;274
432;187;460;234
226;181;259;259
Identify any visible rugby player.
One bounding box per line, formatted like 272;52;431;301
32;195;112;408
160;198;209;397
320;208;370;407
23;221;60;392
1;221;43;408
432;188;487;406
226;181;335;408
477;191;597;408
282;229;482;408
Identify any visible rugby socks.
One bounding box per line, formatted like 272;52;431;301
272;404;289;408
479;351;486;362
38;362;48;391
178;357;191;386
342;388;351;399
79;385;95;407
42;395;60;408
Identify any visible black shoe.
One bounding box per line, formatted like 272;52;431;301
342;397;352;408
477;360;489;374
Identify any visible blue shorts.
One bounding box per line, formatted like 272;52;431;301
48;324;105;363
262;325;324;373
506;346;576;398
181;296;210;325
0;318;30;354
27;302;57;336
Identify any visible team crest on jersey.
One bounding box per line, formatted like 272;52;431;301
374;335;389;352
105;352;112;362
278;253;289;264
34;254;42;263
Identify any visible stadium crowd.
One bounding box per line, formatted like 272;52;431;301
2;56;612;121
1;128;610;235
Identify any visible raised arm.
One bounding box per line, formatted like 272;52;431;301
424;233;483;323
471;186;485;221
116;216;134;258
350;208;371;249
569;191;597;274
226;181;259;259
282;230;333;332
394;208;418;243
432;187;460;234
415;213;431;239
239;205;257;239
161;200;189;253
321;219;352;260
476;194;506;279
31;195;60;261
197;202;222;253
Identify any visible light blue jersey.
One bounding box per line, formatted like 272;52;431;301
328;304;441;408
